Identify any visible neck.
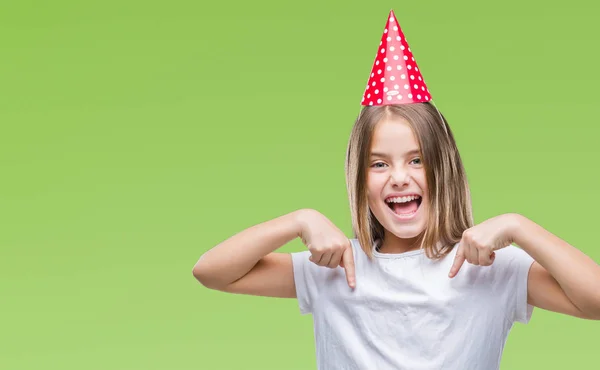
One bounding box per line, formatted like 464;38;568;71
378;231;423;254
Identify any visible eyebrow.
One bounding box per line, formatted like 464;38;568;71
370;149;421;158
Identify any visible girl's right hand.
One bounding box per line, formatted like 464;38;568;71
296;209;356;288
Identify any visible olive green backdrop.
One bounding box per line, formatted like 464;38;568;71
2;1;599;369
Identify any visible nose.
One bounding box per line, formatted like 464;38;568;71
390;165;410;187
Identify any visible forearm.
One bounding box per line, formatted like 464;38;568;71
510;213;600;317
192;209;306;288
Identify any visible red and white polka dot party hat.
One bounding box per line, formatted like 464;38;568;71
361;10;431;106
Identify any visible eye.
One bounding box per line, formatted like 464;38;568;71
371;162;387;168
410;157;422;165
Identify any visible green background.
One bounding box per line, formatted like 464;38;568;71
2;0;599;369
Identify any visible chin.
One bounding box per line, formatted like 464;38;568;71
371;201;428;239
388;226;425;239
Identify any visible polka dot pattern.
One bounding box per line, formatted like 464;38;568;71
361;10;431;106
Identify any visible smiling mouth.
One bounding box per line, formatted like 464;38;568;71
386;196;422;216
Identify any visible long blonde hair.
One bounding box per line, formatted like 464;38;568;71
345;102;473;259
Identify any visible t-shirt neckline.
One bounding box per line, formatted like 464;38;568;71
371;239;425;259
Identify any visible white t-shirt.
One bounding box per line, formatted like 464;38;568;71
291;238;535;370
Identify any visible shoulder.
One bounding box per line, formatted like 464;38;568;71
450;245;533;283
486;245;535;284
291;237;368;263
494;245;534;266
349;238;375;264
349;238;367;255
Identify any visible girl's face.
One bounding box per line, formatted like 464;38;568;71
367;117;429;248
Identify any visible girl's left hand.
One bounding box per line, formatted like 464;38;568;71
448;213;519;278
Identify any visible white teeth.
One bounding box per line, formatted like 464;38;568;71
386;195;420;204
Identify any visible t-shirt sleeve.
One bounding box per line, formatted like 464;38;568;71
291;240;360;315
494;245;536;324
291;250;320;315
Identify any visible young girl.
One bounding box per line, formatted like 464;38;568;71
193;10;600;370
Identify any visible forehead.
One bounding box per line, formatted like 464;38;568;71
370;117;419;152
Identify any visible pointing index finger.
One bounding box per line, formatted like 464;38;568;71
449;244;465;278
342;243;356;288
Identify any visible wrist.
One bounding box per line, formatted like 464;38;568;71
291;208;316;237
505;213;527;246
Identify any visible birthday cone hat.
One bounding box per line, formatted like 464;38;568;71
361;10;431;106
